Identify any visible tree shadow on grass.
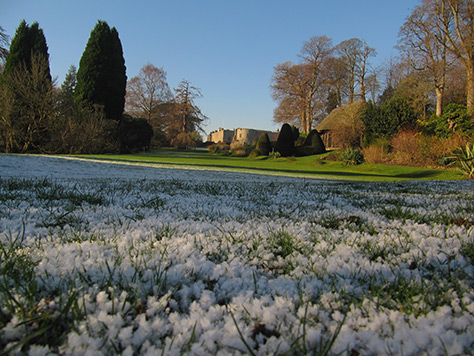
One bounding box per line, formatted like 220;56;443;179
394;170;444;179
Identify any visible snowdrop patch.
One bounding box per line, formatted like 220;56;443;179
0;154;473;355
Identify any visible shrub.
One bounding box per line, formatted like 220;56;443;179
422;104;474;138
362;138;392;164
118;115;153;153
450;142;474;179
323;152;340;161
298;129;325;156
208;142;230;155
362;98;417;141
391;130;423;166
291;125;300;141
256;133;271;156
275;123;295;157
416;135;464;167
362;145;389;164
340;148;364;166
171;132;197;149
269;150;281;159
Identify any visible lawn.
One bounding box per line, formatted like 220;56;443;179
0;154;473;355
69;148;464;182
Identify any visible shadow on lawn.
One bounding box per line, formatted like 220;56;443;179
80;156;445;181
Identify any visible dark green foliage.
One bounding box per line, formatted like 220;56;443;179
2;20;50;80
362;98;417;142
275;123;295;157
340;148;364;165
422;103;474;138
297;129;326;155
302;129;326;154
75;20;126;121
326;89;340;114
0;21;52;153
57;65;76;117
0;26;8;61
118;115;153;153
256;133;271;156
378;86;395;105
291;125;299;141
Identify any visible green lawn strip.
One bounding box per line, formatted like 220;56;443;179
67;150;463;181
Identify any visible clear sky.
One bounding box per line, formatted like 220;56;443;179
2;0;419;136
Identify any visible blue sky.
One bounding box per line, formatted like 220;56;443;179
2;0;419;135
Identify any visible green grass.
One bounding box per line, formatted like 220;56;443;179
68;148;463;182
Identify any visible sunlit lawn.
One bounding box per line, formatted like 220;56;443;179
70;148;464;181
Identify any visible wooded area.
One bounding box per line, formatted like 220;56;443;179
0;20;206;154
0;0;472;164
269;0;473;172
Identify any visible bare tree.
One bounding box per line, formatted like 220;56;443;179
0;53;54;152
271;61;314;131
398;1;454;116
271;36;333;134
365;72;381;103
0;25;9;70
335;38;360;103
169;79;207;136
335;38;376;103
358;43;377;101
431;0;474;109
125;63;172;123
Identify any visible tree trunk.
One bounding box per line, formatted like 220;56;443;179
466;62;474;109
435;87;443;116
360;81;366;102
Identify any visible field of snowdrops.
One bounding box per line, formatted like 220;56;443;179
0;154;473;356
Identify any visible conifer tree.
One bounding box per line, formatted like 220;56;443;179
303;130;326;154
0;20;52;152
275;123;295;157
75;20;126;120
2;20;50;80
256;133;271;156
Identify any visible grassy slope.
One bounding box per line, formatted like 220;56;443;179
70;149;464;182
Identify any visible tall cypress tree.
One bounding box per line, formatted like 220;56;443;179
0;20;52;153
2;20;50;79
75;20;126;120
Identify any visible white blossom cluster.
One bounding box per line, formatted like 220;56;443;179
0;155;473;355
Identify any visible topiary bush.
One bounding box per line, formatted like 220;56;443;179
297;129;326;156
275;123;295;157
256;133;271;156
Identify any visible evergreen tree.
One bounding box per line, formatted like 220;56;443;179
275;123;295;157
57;65;77;115
2;20;50;80
362;98;417;142
75;20;126;120
303;130;326;154
256;133;271;156
0;20;52;152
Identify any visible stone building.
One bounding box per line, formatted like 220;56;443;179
207;128;234;144
232;128;277;145
207;127;278;145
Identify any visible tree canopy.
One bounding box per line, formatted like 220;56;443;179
2;20;50;80
75;20;126;120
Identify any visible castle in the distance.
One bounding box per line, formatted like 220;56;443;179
207;128;279;145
